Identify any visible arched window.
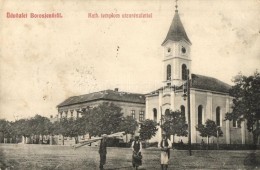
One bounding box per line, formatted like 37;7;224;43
165;109;170;116
180;105;186;121
198;105;203;125
180;105;185;114
166;65;171;81
233;119;238;128
216;107;221;126
164;109;171;119
153;108;157;122
182;64;187;80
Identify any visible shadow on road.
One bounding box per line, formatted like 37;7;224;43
106;166;146;170
0;147;18;170
244;152;260;168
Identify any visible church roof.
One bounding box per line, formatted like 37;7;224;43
57;89;145;107
146;74;231;95
191;74;231;93
162;11;191;45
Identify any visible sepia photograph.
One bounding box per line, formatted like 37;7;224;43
0;0;260;169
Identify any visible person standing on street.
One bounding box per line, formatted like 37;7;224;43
99;134;108;170
158;133;172;170
131;135;142;170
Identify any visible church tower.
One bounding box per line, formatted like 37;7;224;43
161;5;191;87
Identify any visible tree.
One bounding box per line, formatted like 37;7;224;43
139;119;158;141
82;102;123;136
0;119;11;143
56;118;70;145
118;116;138;142
28;115;53;134
12;118;31;137
161;110;188;138
225;71;260;143
196;119;223;149
66;118;86;144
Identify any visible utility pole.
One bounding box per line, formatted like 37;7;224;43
217;127;219;150
187;69;192;156
182;69;192;156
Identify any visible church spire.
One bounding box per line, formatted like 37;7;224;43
161;0;191;45
175;0;178;13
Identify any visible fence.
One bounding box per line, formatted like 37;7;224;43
173;143;260;150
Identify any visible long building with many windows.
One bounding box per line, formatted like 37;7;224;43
57;88;145;122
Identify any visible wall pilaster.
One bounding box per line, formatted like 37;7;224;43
206;92;213;121
225;96;231;144
190;90;196;143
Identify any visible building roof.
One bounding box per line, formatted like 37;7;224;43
146;74;231;95
162;11;191;45
191;74;231;93
57;89;145;107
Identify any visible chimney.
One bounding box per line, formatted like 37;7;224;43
114;88;119;92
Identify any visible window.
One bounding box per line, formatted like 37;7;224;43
180;105;185;114
153;108;157;122
165;109;170;117
166;65;171;81
70;111;73;117
131;110;135;119
216;107;221;126
182;64;187;80
139;111;144;121
180;105;186;121
233;119;238;128
198;105;203;125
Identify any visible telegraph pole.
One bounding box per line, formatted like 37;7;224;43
187;69;192;156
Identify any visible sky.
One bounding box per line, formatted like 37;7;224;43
0;0;260;121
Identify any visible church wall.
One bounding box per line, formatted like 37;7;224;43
173;92;186;112
245;126;253;144
146;95;161;143
193;91;231;144
146;89;253;145
212;94;228;144
146;95;159;120
194;91;207;140
230;126;242;144
173;93;189;143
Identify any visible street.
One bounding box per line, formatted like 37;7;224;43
0;144;259;169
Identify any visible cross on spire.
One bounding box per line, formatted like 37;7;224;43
175;0;178;12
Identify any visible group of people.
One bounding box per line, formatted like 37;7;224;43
98;132;172;170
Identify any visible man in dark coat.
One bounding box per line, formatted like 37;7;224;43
99;134;107;170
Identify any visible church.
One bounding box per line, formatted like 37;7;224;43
144;7;253;144
57;5;253;145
